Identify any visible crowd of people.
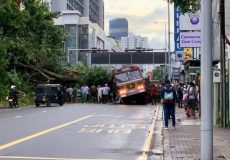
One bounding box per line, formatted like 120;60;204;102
160;80;200;130
64;83;114;104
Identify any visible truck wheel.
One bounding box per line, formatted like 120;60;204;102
35;103;40;107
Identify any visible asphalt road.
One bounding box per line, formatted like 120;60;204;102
0;103;157;160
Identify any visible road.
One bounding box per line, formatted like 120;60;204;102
0;103;158;160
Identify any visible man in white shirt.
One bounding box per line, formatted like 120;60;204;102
102;84;110;103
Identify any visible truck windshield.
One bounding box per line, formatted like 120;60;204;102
114;70;141;83
128;70;141;80
114;73;129;83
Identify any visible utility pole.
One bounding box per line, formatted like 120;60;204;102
153;21;167;78
201;0;213;159
167;0;171;81
220;0;227;127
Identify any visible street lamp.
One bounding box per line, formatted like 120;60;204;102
154;21;167;79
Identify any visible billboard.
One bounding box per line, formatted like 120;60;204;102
179;12;201;31
184;48;193;61
174;7;183;52
174;6;183;62
180;31;201;48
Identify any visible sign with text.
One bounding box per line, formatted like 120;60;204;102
180;31;201;48
184;48;193;61
174;7;183;52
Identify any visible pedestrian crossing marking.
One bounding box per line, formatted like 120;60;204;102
78;124;146;134
0;115;93;151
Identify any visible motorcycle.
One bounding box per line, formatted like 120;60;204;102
7;96;17;108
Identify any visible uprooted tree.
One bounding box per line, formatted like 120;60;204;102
0;0;68;99
0;0;111;102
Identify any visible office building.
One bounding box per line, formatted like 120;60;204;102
109;18;128;40
54;11;121;66
121;33;149;50
51;0;104;29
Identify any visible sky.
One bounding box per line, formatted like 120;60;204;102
104;0;174;49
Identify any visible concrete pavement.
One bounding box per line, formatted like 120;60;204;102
163;107;230;160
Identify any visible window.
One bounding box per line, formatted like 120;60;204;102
114;73;129;83
128;70;141;80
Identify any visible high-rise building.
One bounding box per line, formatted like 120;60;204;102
121;33;149;50
109;18;128;40
51;0;104;29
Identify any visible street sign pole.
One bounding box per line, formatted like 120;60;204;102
201;0;213;159
167;0;171;81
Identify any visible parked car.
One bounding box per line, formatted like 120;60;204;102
35;84;64;107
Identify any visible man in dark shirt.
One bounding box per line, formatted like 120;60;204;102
160;80;177;129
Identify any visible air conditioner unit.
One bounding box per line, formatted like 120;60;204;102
213;71;221;83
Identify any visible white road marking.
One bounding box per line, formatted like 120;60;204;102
41;111;47;113
0;156;115;160
78;124;146;134
15;116;22;119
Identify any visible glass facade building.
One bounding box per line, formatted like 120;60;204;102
51;0;104;29
109;18;128;40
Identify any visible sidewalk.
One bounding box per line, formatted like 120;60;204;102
163;107;230;160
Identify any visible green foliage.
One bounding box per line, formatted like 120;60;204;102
171;0;200;14
70;64;111;86
152;67;166;83
0;0;67;106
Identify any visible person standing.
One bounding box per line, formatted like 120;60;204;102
66;86;73;103
102;84;110;103
150;85;158;105
187;82;198;118
161;80;177;129
81;85;89;103
177;83;183;108
97;85;102;103
90;85;97;103
73;85;78;103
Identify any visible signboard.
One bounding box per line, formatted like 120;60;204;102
174;7;183;52
213;71;221;83
174;7;184;62
179;12;201;31
184;48;193;61
172;68;180;80
180;31;201;48
175;51;184;62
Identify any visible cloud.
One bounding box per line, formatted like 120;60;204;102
104;0;174;49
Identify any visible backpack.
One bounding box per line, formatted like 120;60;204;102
164;91;174;103
164;91;173;99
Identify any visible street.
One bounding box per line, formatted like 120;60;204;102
0;103;158;160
